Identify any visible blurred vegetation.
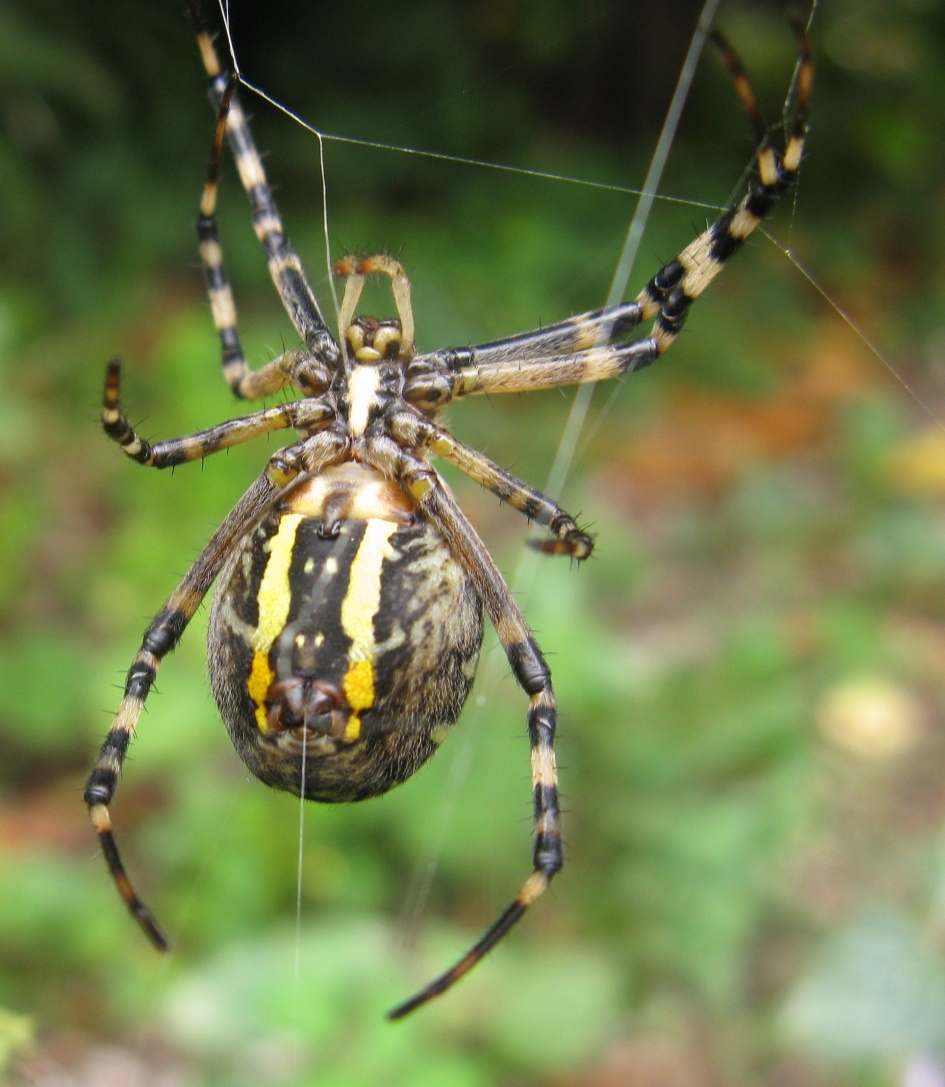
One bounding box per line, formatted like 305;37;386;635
3;0;945;1084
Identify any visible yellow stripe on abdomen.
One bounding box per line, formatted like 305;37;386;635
339;519;398;739
248;513;303;732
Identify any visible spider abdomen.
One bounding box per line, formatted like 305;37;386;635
207;464;484;801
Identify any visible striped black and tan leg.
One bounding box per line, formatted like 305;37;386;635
388;409;594;559
408;25;811;407
636;24;811;355
407;337;659;406
83;437;347;947
366;446;561;1019
408;302;648;401
462;302;647;364
101;360;335;468
186;0;342;398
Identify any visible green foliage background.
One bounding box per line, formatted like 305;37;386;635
3;0;945;1084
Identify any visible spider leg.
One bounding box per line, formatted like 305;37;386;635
637;25;811;354
84;434;346;947
407;339;658;407
467;302;646;362
388;409;593;558
408;25;811;407
365;442;561;1018
102;360;335;468
187;1;342;397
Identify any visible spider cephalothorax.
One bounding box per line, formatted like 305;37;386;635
86;1;812;1019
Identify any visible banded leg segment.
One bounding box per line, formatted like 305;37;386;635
463;301;646;363
375;449;562;1019
411;338;660;405
636;25;812;353
403;303;649;410
411;299;645;384
101;360;335;468
84;444;321;948
406;28;811;407
388;409;594;559
186;0;341;396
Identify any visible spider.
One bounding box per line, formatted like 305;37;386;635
85;2;812;1020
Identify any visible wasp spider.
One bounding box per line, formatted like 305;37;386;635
85;2;812;1019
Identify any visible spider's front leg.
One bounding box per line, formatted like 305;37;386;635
367;442;562;1019
406;25;813;406
187;0;341;398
